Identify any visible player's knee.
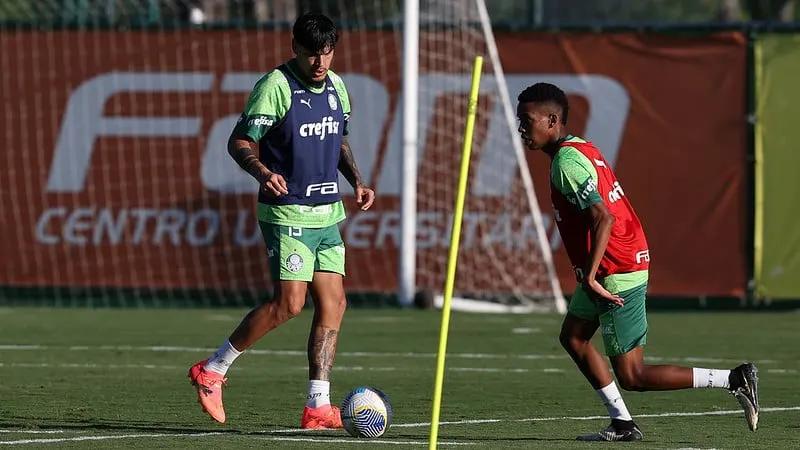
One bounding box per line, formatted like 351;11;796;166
314;292;347;320
311;273;347;315
285;299;305;319
277;287;306;321
559;331;587;354
330;292;347;313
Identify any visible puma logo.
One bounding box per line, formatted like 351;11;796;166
300;98;312;109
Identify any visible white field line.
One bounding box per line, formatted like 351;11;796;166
0;433;472;446
389;406;800;429
0;362;572;374
0;430;63;434
2;407;798;445
0;363;182;370
0;433;222;445
269;406;800;434
0;344;785;365
0;362;795;375
668;448;724;450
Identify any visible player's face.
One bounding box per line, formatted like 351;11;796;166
516;102;554;151
293;41;335;83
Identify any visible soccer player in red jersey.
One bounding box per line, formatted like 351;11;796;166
516;83;759;441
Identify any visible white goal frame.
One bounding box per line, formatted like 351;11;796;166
399;0;567;314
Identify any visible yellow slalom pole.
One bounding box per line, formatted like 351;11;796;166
752;40;764;297
428;55;484;450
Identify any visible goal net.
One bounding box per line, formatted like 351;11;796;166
0;0;566;312
406;0;565;313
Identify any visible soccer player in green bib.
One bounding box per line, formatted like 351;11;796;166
516;82;759;441
188;13;375;429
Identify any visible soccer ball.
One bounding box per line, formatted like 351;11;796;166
340;386;392;438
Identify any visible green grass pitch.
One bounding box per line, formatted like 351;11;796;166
0;308;797;448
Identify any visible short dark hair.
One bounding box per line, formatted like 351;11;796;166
293;13;339;53
517;83;569;125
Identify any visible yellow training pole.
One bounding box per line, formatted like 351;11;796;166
428;55;484;450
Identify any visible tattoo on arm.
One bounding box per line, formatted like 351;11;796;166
308;328;339;381
338;137;364;189
228;136;269;183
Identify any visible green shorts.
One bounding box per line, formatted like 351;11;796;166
568;282;648;357
259;222;346;282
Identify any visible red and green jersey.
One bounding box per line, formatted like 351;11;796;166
550;136;650;288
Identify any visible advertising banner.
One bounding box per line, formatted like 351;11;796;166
0;31;748;297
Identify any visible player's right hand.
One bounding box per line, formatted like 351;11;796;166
261;173;289;197
584;279;624;307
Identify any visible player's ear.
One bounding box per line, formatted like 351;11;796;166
291;39;298;55
548;113;557;128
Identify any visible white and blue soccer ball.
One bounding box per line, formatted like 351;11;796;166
340;386;393;438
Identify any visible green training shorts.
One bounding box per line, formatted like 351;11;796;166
568;282;648;357
259;222;346;282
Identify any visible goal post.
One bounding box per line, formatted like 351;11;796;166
475;0;566;314
402;0;567;314
400;0;421;311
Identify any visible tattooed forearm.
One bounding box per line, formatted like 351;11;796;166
228;137;269;182
338;137;364;189
308;328;339;381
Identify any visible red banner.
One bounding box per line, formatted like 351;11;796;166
0;31;748;296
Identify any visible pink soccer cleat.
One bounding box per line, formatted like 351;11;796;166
188;359;227;423
301;404;343;429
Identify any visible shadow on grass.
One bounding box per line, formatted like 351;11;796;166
0;416;286;435
0;417;580;443
275;430;577;443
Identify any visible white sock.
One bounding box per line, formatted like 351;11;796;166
692;368;731;389
204;340;242;376
596;382;633;421
306;380;331;408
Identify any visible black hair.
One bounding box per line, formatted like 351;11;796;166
517;83;569;125
293;13;339;54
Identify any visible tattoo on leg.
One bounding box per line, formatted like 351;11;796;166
308;328;339;381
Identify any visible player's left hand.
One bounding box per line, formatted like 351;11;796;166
583;279;624;307
355;186;375;211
